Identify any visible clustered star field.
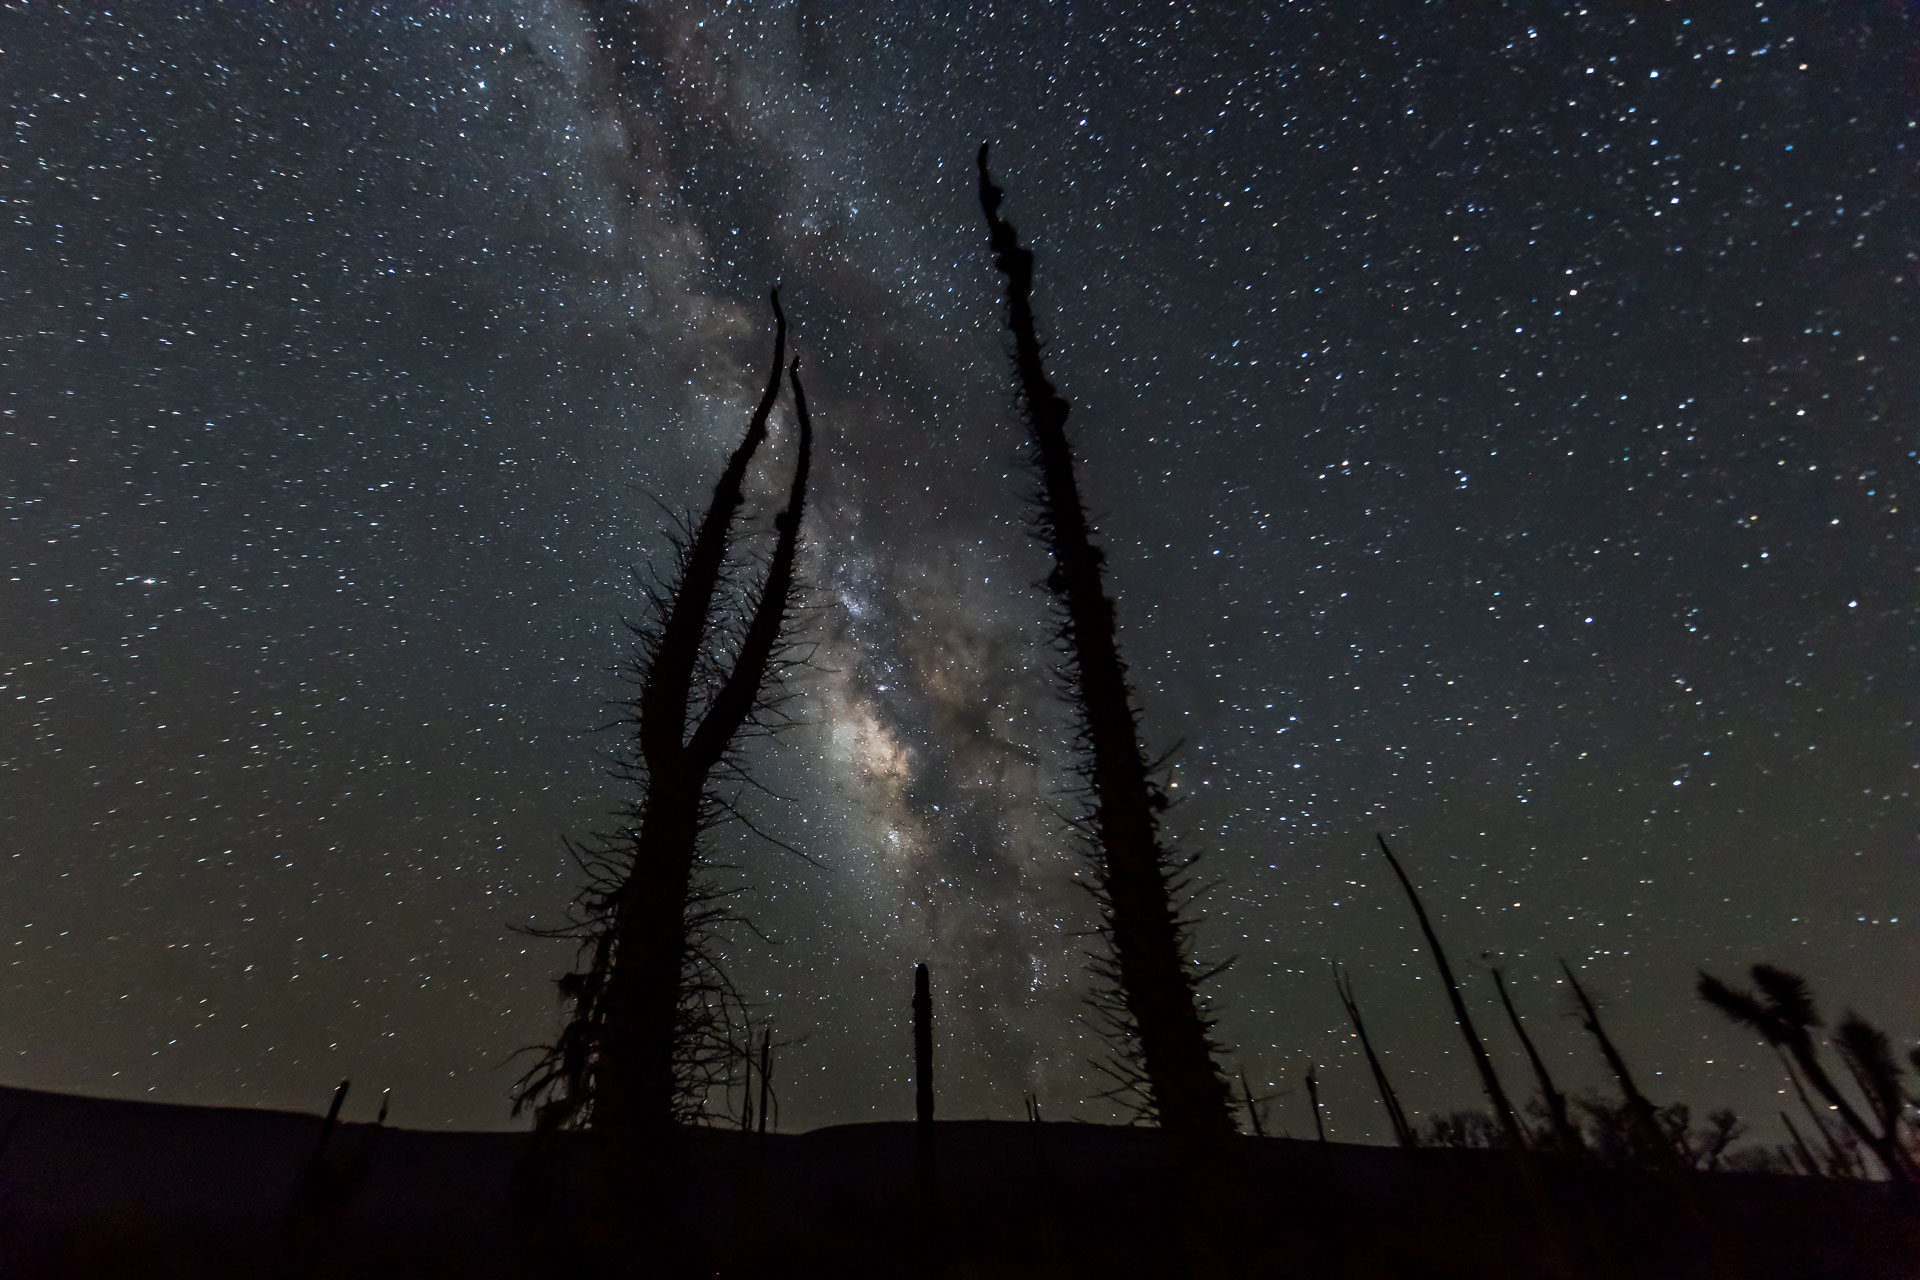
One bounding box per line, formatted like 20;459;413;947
1;3;1912;1140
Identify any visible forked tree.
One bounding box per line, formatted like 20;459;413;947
513;293;815;1155
978;146;1234;1141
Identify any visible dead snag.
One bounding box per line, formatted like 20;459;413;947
514;295;814;1159
1491;968;1582;1154
1562;961;1677;1167
1334;966;1416;1148
978;145;1233;1144
914;963;935;1129
1372;834;1524;1148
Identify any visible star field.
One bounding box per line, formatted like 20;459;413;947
1;3;1913;1140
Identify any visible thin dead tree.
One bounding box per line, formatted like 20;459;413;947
757;1025;775;1137
1333;966;1416;1148
1562;961;1676;1167
738;1029;756;1135
1372;834;1524;1148
512;293;816;1157
914;962;935;1131
978;145;1234;1143
1237;1069;1265;1138
1490;967;1582;1154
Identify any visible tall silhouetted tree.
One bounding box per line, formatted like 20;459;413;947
977;146;1233;1142
1373;834;1524;1147
513;294;815;1156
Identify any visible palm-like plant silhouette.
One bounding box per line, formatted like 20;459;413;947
1699;964;1916;1183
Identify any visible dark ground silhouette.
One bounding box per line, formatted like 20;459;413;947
1;1084;1912;1279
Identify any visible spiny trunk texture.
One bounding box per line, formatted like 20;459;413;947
588;305;813;1152
978;146;1232;1142
1375;834;1524;1148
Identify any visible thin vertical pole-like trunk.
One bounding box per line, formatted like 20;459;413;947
1491;968;1581;1153
1238;1069;1265;1139
1374;835;1523;1148
978;146;1232;1144
1561;961;1675;1166
1334;967;1416;1148
740;1038;754;1134
757;1029;772;1137
1305;1064;1326;1143
914;963;935;1129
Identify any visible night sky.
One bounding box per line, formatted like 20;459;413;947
3;3;1913;1142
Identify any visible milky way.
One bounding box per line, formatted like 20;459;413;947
2;4;1912;1139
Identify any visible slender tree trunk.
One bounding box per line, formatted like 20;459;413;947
1785;1031;1915;1182
1561;961;1675;1166
1780;1050;1862;1179
914;963;935;1129
1334;967;1416;1148
757;1029;772;1137
1779;1111;1824;1177
978;145;1232;1144
1238;1070;1265;1139
1491;967;1581;1153
1374;834;1524;1148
